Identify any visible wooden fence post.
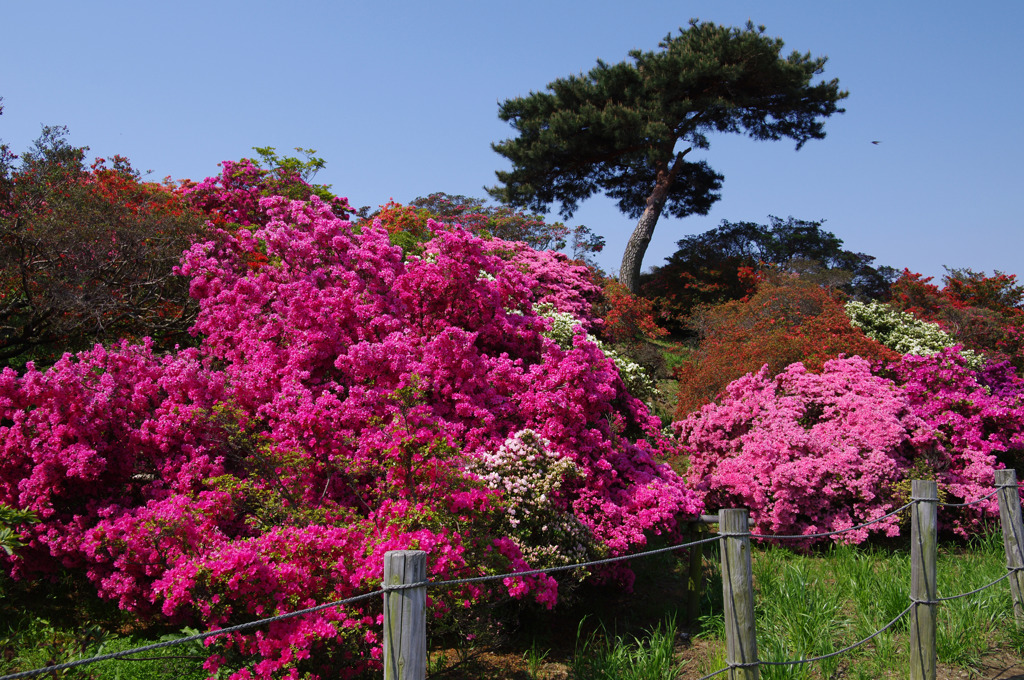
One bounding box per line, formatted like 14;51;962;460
910;479;937;680
687;521;705;626
719;509;759;680
995;468;1024;624
384;550;427;680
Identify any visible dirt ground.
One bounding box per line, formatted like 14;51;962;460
427;644;1024;679
936;655;1024;680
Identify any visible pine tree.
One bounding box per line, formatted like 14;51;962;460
489;20;847;292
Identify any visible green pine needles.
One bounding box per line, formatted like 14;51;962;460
490;19;847;293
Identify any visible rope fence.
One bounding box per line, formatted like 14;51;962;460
3;470;1024;680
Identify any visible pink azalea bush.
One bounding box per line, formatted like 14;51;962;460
0;175;701;678
676;352;1024;545
677;357;933;544
883;348;1024;531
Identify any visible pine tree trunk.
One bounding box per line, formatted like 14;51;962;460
619;151;688;294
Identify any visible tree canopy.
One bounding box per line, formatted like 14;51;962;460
642;216;897;330
0;126;207;368
489;19;847;292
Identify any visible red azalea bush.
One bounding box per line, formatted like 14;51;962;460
594;279;668;347
673;277;900;417
676;350;1024;545
0;187;700;678
891;269;1024;369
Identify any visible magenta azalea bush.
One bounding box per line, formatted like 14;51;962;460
676;352;1024;545
0;184;700;678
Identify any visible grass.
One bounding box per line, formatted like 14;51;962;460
571;615;687;680
0;620;209;680
682;530;1021;679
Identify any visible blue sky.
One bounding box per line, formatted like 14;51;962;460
2;1;1022;283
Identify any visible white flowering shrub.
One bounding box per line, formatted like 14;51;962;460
846;300;983;367
467;430;594;568
536;305;659;402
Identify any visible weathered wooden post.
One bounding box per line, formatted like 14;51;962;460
910;480;937;680
719;509;759;680
687;520;706;626
995;468;1024;624
384;550;427;680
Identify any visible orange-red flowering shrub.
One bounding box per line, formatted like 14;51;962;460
891;269;1024;369
595;279;668;347
674;276;899;417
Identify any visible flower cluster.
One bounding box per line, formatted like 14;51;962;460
536;305;658;403
846;300;982;367
467;430;593;569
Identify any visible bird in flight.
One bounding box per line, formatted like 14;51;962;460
871;141;882;145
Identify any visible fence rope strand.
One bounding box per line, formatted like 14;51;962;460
758;603;914;667
0;590;384;680
936;486;1002;508
749;500;915;541
0;532;725;680
385;533;725;592
693;665;732;680
912;570;1016;604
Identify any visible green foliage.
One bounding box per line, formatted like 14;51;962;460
0;503;36;556
0;618;209;680
87;632;210;680
522;639;550;679
571;615;686;680
250;145;337;204
489;19;847;291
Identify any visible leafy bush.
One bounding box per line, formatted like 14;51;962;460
594;279;668;347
